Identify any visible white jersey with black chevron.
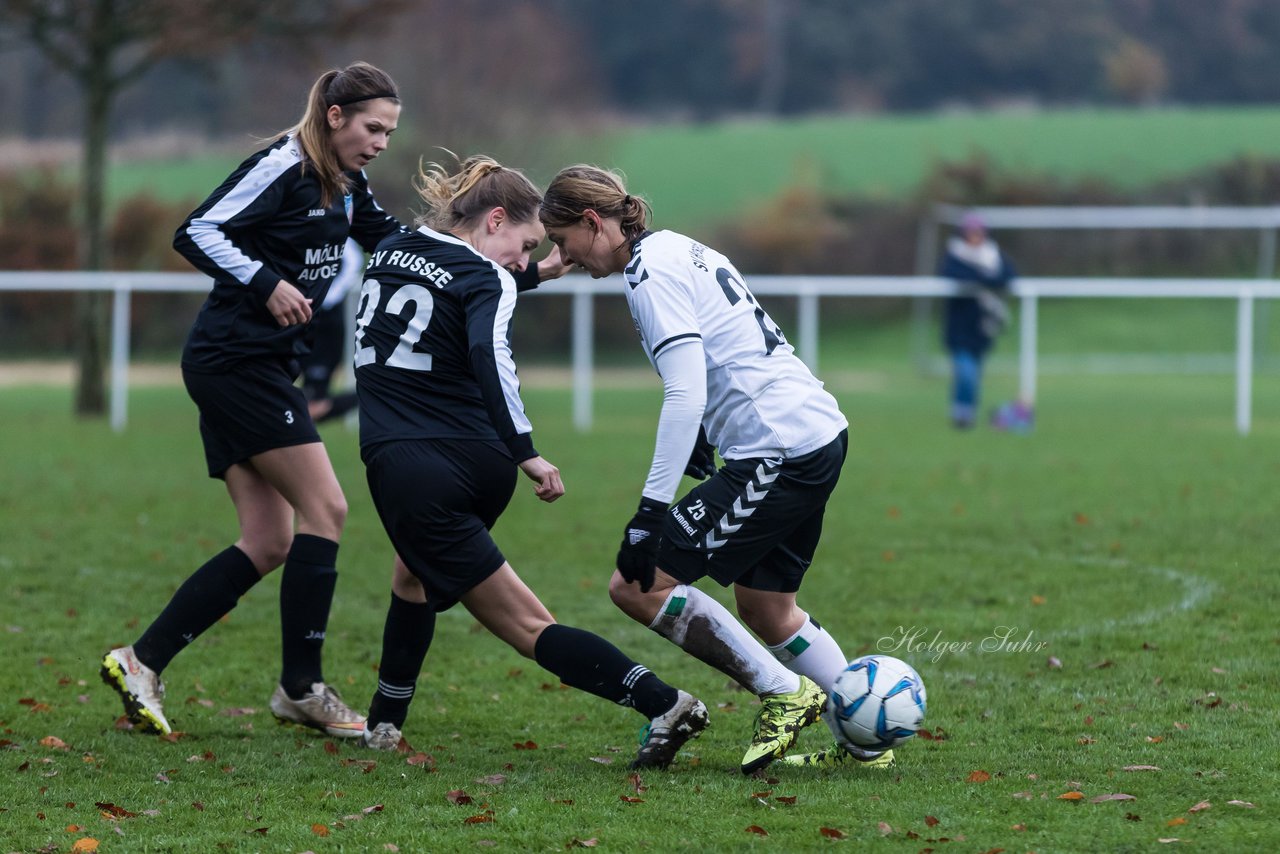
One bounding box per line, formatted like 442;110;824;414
623;230;847;461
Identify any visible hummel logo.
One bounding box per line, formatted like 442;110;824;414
627;529;650;546
307;209;326;217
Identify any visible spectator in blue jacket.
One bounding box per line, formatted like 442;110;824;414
939;212;1016;428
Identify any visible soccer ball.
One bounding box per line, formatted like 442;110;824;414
825;655;927;750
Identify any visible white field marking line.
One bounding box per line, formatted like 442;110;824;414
1022;550;1217;641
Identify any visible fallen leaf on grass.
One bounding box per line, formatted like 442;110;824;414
878;821;893;835
1158;838;1180;844
1173;722;1189;731
446;790;473;806
1011;791;1034;800
745;825;768;836
1146;736;1164;743
339;804;385;822
1188;801;1211;813
775;795;796;805
627;773;646;794
1167;817;1187;827
925;816;940;827
95;802;138;819
1124;765;1161;772
474;774;506;786
1047;656;1063;669
406;753;434;769
323;741;339;755
513;740;537;750
70;840;98;853
568;839;598;848
311;823;330;837
619;795;643;804
1125;813;1141;822
1090;794;1136;803
966;770;991;783
1227;800;1256;808
39;736;69;750
589;756;613;765
819;827;845;839
339;758;377;773
1011;824;1026;831
1058;792;1085;801
464;814;494;824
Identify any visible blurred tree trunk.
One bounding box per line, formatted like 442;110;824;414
73;0;114;414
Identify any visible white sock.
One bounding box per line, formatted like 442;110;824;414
768;612;856;746
767;612;848;692
649;585;800;697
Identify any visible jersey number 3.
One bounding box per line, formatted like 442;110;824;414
353;278;435;371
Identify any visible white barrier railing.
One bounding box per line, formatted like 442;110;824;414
3;271;1279;435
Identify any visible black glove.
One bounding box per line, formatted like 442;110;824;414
617;498;668;593
684;426;717;480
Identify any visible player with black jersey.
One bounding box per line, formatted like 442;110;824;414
101;62;403;739
541;165;893;774
353;155;708;770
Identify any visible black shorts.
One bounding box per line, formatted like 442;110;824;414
182;359;321;479
364;438;517;612
658;430;848;593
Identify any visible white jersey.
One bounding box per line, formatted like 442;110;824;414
624;230;847;462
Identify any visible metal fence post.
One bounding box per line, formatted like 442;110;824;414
110;283;131;433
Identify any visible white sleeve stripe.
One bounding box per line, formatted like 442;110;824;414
652;331;702;357
184;144;298;286
491;272;532;435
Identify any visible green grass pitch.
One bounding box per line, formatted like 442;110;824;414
1;366;1278;851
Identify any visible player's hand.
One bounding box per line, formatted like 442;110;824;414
684;426;717;480
617;498;667;593
536;246;574;282
518;455;565;503
266;280;313;327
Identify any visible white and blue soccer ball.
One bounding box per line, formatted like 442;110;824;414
825;655;927;750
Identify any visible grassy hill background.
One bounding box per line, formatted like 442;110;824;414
102;106;1280;231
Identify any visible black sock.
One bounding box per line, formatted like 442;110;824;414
533;624;678;719
279;534;338;698
368;594;435;729
133;546;261;674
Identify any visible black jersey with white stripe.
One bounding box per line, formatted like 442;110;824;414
174;134;401;371
354;226;537;463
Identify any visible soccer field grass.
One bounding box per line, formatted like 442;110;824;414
2;371;1278;851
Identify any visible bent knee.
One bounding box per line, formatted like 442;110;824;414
239;537;291;574
608;573;638;608
298;493;348;539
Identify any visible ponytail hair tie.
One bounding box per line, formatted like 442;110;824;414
623;194;632;205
